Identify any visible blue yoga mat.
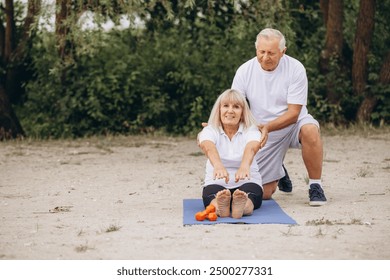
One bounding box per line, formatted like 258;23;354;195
183;199;297;225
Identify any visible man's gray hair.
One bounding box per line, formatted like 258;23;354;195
255;28;286;51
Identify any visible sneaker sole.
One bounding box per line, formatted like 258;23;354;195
309;201;327;206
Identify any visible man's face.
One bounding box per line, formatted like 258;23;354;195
256;37;286;71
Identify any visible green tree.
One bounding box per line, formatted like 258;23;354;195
0;0;40;139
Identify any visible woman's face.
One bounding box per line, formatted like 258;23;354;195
220;99;243;128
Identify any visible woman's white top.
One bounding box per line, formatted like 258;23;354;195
198;124;262;189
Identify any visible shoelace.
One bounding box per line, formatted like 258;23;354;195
310;187;324;199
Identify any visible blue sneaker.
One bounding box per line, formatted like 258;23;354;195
309;184;327;206
278;165;293;192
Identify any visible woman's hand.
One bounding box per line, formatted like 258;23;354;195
235;165;250;182
213;164;229;184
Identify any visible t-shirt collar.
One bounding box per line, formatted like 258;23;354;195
219;123;244;135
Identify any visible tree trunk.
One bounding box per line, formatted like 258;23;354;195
356;51;390;123
5;0;19;105
55;0;73;83
0;16;4;58
0;84;24;139
0;0;23;139
4;0;15;64
319;0;344;104
0;0;40;139
320;0;329;26
353;0;376;123
56;0;71;59
379;51;390;84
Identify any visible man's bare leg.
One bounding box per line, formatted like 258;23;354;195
262;181;278;200
299;124;323;180
300;124;327;206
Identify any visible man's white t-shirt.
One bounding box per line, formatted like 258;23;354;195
231;55;309;124
198;124;262;189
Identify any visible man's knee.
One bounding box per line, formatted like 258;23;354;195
299;124;321;145
262;181;277;200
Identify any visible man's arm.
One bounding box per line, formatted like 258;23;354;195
258;104;302;147
264;104;302;132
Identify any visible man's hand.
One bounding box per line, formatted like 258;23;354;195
197;122;209;147
258;124;269;148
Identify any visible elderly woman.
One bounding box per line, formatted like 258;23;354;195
198;89;263;219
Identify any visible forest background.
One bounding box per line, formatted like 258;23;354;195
0;0;389;139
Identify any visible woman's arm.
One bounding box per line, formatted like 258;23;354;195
235;140;261;182
200;140;229;183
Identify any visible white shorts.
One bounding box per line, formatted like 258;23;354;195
255;114;319;184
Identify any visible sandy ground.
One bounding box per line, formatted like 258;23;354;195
0;127;389;260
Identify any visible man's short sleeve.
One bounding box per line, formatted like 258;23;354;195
287;58;308;105
231;60;254;99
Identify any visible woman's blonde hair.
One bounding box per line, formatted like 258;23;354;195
207;89;258;130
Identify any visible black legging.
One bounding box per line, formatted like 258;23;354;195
202;182;263;210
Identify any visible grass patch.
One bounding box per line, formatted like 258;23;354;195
303;174;309;185
105;224;122;233
75;242;93;253
306;217;363;226
189;152;204;157
356;166;373;177
321;124;390;137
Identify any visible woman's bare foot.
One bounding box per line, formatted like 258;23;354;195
215;189;231;217
232;189;248;219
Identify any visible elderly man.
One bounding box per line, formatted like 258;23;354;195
231;28;327;206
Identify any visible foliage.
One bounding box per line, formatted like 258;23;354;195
367;0;390;125
13;0;390;138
